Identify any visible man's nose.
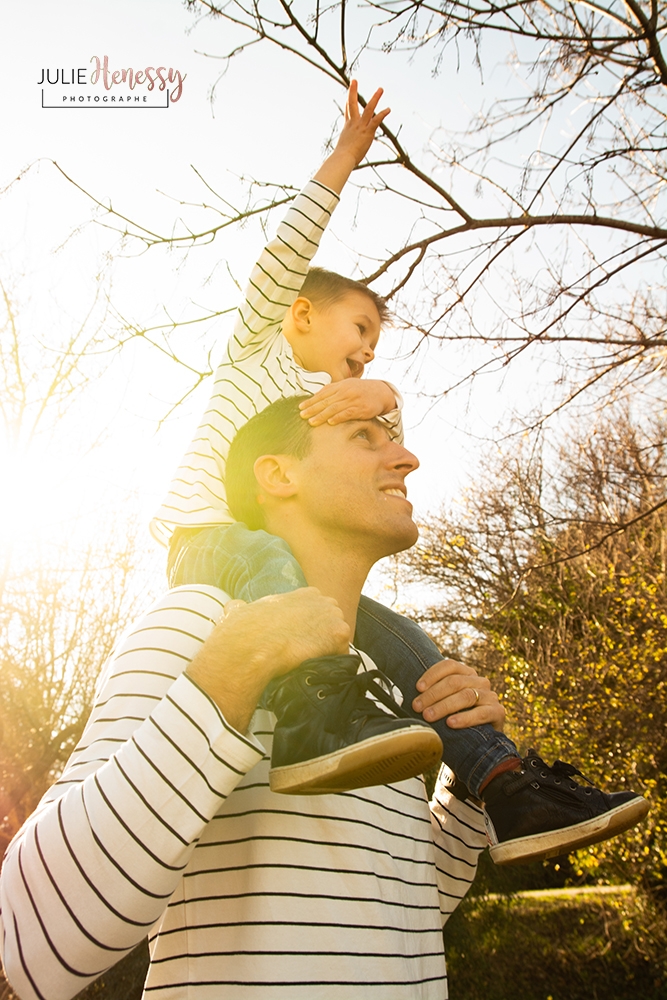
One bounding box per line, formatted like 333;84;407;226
387;441;420;474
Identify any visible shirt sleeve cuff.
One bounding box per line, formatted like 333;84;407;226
175;672;267;771
308;177;341;202
383;381;404;411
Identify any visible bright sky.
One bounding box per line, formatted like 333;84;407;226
0;0;531;586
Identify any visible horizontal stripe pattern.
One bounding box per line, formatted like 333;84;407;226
0;586;485;1000
150;179;404;547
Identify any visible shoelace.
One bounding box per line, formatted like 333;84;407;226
505;752;595;796
303;660;408;734
551;759;593;785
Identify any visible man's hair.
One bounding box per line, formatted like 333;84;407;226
226;397;313;531
301;267;390;325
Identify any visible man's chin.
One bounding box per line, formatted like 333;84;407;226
380;522;419;556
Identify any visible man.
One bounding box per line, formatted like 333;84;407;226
0;399;503;999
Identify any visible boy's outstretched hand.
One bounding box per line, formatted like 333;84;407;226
299;379;397;426
314;80;390;195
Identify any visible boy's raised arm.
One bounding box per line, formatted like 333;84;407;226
313;81;390;194
227;80;389;361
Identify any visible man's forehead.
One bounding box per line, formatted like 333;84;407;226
311;417;391;448
315;417;389;439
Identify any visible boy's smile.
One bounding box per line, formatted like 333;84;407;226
285;290;382;382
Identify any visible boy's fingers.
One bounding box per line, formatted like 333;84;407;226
363;86;384;117
299;383;340;403
299;390;336;414
299;397;339;418
299;401;325;417
309;404;357;425
372;107;391;128
327;409;362;424
300;386;355;416
346;79;359;120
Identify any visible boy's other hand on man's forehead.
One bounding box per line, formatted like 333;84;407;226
299;380;397;426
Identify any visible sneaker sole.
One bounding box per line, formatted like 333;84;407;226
269;727;443;795
489;796;650;866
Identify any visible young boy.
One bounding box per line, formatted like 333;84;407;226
152;82;648;864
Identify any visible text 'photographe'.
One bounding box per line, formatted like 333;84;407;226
38;55;187;108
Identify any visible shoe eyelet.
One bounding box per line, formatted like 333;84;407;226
540;771;548;778
585;788;592;795
316;689;326;700
305;675;314;685
554;779;561;784
530;760;538;767
569;784;577;791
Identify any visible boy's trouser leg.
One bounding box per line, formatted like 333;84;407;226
169;524;307;713
168;524;307;597
355;595;520;799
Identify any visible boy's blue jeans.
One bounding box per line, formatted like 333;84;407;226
168;523;519;798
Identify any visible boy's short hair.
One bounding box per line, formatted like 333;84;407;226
226;397;313;531
301;267;390;325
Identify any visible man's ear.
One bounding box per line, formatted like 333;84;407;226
253;454;300;500
289;296;315;335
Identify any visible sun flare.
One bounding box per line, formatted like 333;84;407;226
0;439;67;549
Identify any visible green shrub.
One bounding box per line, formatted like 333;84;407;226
445;887;667;1000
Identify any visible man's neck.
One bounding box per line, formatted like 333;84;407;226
272;520;374;635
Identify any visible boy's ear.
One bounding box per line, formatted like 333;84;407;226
289;296;315;335
253;453;300;501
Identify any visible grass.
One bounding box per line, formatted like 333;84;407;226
445;886;667;1000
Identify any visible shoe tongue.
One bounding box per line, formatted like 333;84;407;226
354;648;403;706
303;654;361;681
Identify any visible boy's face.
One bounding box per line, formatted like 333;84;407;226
295;291;382;381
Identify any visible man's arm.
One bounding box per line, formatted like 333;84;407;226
185;589;350;732
0;587;348;1000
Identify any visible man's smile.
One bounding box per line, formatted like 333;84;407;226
380;486;407;499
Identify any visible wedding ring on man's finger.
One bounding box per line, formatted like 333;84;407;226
471;688;480;706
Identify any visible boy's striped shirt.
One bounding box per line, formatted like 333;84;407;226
151;181;403;548
0;585;486;1000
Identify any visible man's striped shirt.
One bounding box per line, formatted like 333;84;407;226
0;585;486;1000
150;181;403;548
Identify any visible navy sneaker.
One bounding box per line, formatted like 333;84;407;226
484;750;649;865
266;653;443;795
